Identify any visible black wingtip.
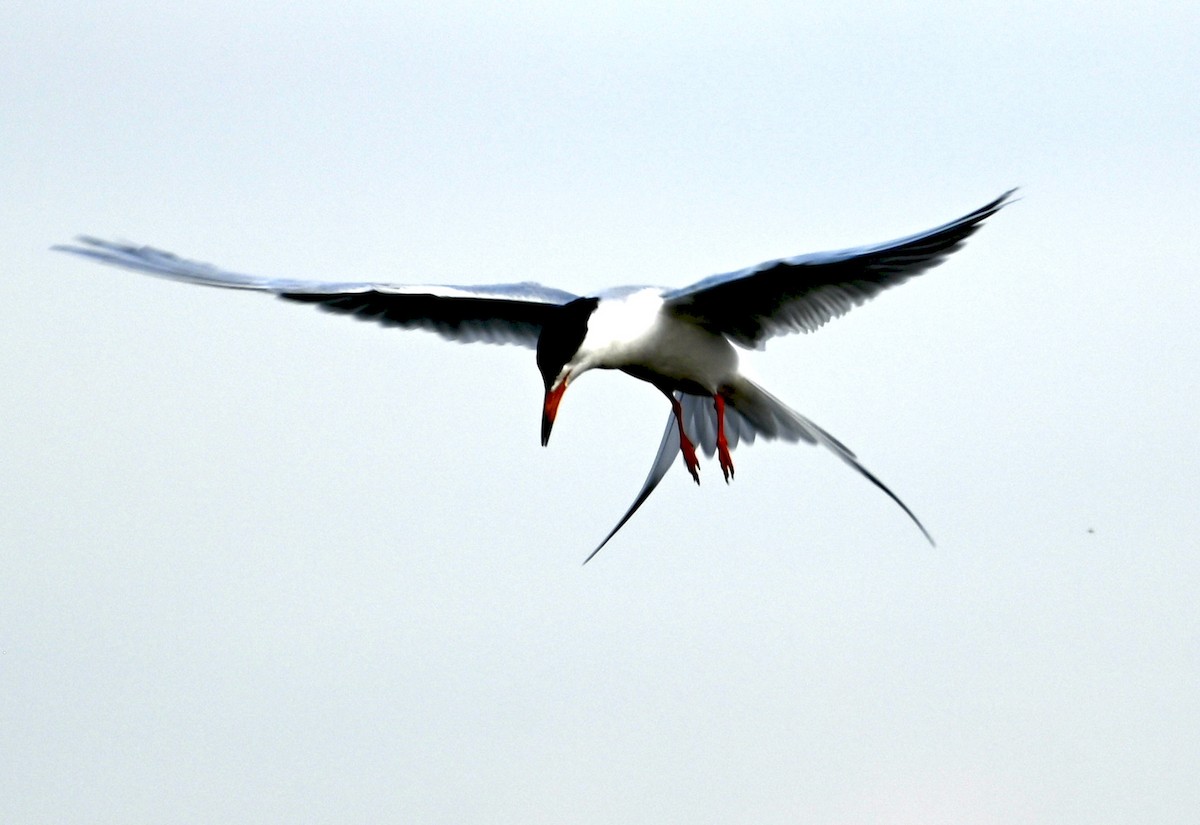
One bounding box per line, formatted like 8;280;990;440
50;236;92;255
972;188;1020;223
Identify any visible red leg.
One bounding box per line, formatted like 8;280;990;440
715;393;735;482
668;394;701;484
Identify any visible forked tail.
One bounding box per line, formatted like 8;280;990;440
720;377;935;546
584;377;934;562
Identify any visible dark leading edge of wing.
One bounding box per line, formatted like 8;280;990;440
665;190;1016;348
52;237;578;349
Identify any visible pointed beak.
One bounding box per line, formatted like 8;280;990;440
541;376;569;446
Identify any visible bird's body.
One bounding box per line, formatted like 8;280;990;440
579;288;740;392
56;190;1014;560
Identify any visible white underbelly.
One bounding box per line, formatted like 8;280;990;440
628;315;738;389
581;289;739;391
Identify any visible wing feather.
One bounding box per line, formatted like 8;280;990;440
54;237;578;349
664;190;1014;348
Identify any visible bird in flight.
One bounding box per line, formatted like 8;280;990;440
56;190;1013;561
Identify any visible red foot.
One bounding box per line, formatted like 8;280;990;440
717;441;734;482
679;431;701;484
715;394;735;483
669;395;701;484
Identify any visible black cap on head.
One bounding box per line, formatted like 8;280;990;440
536;297;598;388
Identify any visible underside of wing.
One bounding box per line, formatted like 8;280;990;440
279;290;562;347
664;190;1014;348
54;237;579;348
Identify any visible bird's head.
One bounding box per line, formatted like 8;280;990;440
536;297;599;446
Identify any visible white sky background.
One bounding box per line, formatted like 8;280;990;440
2;2;1198;822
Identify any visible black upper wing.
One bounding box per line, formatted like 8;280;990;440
54;237;579;348
663;190;1014;348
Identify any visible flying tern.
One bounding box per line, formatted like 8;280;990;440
55;190;1013;560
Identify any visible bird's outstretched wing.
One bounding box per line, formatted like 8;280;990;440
54;237;579;348
663;190;1015;349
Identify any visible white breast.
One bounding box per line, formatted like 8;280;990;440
578;289;739;392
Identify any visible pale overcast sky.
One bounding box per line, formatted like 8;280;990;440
2;3;1198;823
